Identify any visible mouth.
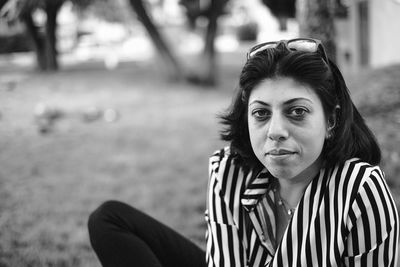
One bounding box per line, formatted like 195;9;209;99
267;149;296;156
266;149;296;159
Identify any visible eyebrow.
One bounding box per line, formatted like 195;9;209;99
249;97;313;106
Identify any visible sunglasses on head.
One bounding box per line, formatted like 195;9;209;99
246;38;329;64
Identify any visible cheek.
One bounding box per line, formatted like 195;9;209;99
248;124;268;162
248;122;262;148
298;125;327;154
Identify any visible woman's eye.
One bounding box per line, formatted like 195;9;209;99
251;109;270;120
289;107;308;118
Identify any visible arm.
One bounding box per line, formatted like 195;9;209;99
344;168;399;267
205;149;247;267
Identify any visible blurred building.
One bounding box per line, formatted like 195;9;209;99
336;0;400;73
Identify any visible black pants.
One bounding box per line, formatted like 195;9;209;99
88;200;206;267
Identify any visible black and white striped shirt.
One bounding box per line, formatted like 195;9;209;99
205;146;399;267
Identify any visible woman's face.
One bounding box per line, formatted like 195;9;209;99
248;77;328;183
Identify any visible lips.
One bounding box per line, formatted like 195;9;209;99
266;149;296;156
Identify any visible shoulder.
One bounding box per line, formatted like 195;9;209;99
335;159;398;239
330;158;393;207
332;158;384;185
209;146;246;173
208;146;254;194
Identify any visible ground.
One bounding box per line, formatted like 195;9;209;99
0;51;399;266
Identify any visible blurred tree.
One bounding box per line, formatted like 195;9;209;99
334;0;348;19
0;0;94;71
1;0;229;85
82;0;130;24
262;0;295;31
128;0;184;80
0;0;8;10
128;0;229;85
261;0;339;61
179;0;229;85
296;0;336;61
1;0;62;70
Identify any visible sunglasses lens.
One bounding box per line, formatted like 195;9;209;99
248;43;277;58
287;40;318;53
247;39;328;63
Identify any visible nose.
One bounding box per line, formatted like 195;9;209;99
267;113;289;141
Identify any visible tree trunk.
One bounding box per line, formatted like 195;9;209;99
128;0;183;80
297;0;336;61
187;0;227;86
44;1;63;71
201;0;221;85
21;12;47;70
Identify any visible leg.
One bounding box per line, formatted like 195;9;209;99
88;200;206;267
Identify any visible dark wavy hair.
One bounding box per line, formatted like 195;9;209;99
219;43;381;169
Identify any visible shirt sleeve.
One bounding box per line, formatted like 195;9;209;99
205;148;248;267
344;167;399;267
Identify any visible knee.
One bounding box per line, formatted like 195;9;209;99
87;200;124;237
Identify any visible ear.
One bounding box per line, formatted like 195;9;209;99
326;105;340;137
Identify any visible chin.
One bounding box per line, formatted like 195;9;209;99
266;166;297;180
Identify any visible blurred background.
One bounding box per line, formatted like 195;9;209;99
0;0;399;266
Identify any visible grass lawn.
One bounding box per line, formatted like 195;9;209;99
0;52;399;266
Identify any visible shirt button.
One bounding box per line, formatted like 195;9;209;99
261;233;266;241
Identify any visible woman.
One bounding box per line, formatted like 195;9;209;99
207;38;398;266
88;38;398;267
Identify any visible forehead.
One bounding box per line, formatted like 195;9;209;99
248;77;321;105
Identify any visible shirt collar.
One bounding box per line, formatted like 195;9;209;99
241;168;274;211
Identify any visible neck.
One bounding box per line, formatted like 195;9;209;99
278;180;310;208
277;160;321;208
